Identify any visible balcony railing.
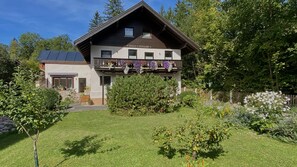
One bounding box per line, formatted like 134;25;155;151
94;58;182;73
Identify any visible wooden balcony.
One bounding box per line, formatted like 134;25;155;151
93;58;182;74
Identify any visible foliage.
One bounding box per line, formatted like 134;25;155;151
152;115;230;159
226;105;254;128
178;91;197;108
164;0;297;93
0;45;18;83
18;32;42;60
60;88;78;108
0;68;65;167
9;38;19;60
244;91;290;133
270;111;297;143
89;11;103;31
39;88;62;110
107;74;179;116
104;0;124;19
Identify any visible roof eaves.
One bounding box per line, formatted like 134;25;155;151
140;3;199;51
74;1;145;45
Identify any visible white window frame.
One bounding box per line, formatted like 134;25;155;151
125;28;134;37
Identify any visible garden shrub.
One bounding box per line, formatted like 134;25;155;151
270;112;297;143
152;115;230;159
243;91;290;133
107;74;179;116
226;105;254;127
178;91;197;108
39;88;62;110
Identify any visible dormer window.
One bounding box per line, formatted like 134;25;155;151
142;32;152;39
125;28;134;37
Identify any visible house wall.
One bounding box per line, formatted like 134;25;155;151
43;46;182;105
90;45;181;66
89;45;182;105
44;64;92;92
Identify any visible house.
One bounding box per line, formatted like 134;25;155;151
38;1;199;105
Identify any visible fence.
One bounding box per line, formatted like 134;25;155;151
181;87;297;107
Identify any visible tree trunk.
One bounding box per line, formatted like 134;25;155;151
267;55;275;90
192;150;197;159
33;139;39;167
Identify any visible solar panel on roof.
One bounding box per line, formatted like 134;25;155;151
38;50;85;62
66;52;76;61
75;52;84;61
48;51;60;61
56;51;67;61
38;50;50;61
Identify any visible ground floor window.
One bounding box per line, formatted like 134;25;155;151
52;77;73;90
100;76;111;86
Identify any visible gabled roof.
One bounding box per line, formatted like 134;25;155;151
74;1;199;59
38;50;86;63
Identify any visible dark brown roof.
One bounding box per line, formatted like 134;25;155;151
74;1;199;59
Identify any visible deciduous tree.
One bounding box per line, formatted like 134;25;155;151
0;68;65;167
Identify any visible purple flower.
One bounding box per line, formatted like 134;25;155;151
149;61;157;70
163;61;170;69
133;61;142;73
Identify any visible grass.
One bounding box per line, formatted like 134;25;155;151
1;108;297;167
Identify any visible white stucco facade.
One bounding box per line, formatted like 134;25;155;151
44;45;182;104
44;64;92;92
90;45;182;98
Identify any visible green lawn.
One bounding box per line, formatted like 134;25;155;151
1;108;297;167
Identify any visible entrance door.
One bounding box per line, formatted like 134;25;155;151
79;78;86;93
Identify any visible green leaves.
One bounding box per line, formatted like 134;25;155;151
107;74;179;116
0;67;65;135
152;115;230;159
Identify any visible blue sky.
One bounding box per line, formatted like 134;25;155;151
0;0;176;45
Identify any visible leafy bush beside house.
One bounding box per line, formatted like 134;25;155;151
107;74;179;116
178;91;197;108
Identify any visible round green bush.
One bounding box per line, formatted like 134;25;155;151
107;74;179;116
39;88;61;110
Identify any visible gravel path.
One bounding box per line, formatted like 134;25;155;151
66;104;108;112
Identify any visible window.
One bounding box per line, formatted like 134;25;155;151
142;32;152;39
79;78;86;93
128;49;137;59
165;51;173;60
52;77;73;89
101;50;112;58
145;52;154;59
125;28;134;37
100;76;111;86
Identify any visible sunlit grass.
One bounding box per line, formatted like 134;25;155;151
0;108;297;167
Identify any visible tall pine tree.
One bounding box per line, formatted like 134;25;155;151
104;0;124;19
89;11;103;31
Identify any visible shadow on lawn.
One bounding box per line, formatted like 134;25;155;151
199;147;225;160
158;147;225;160
55;135;120;167
0;132;27;150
